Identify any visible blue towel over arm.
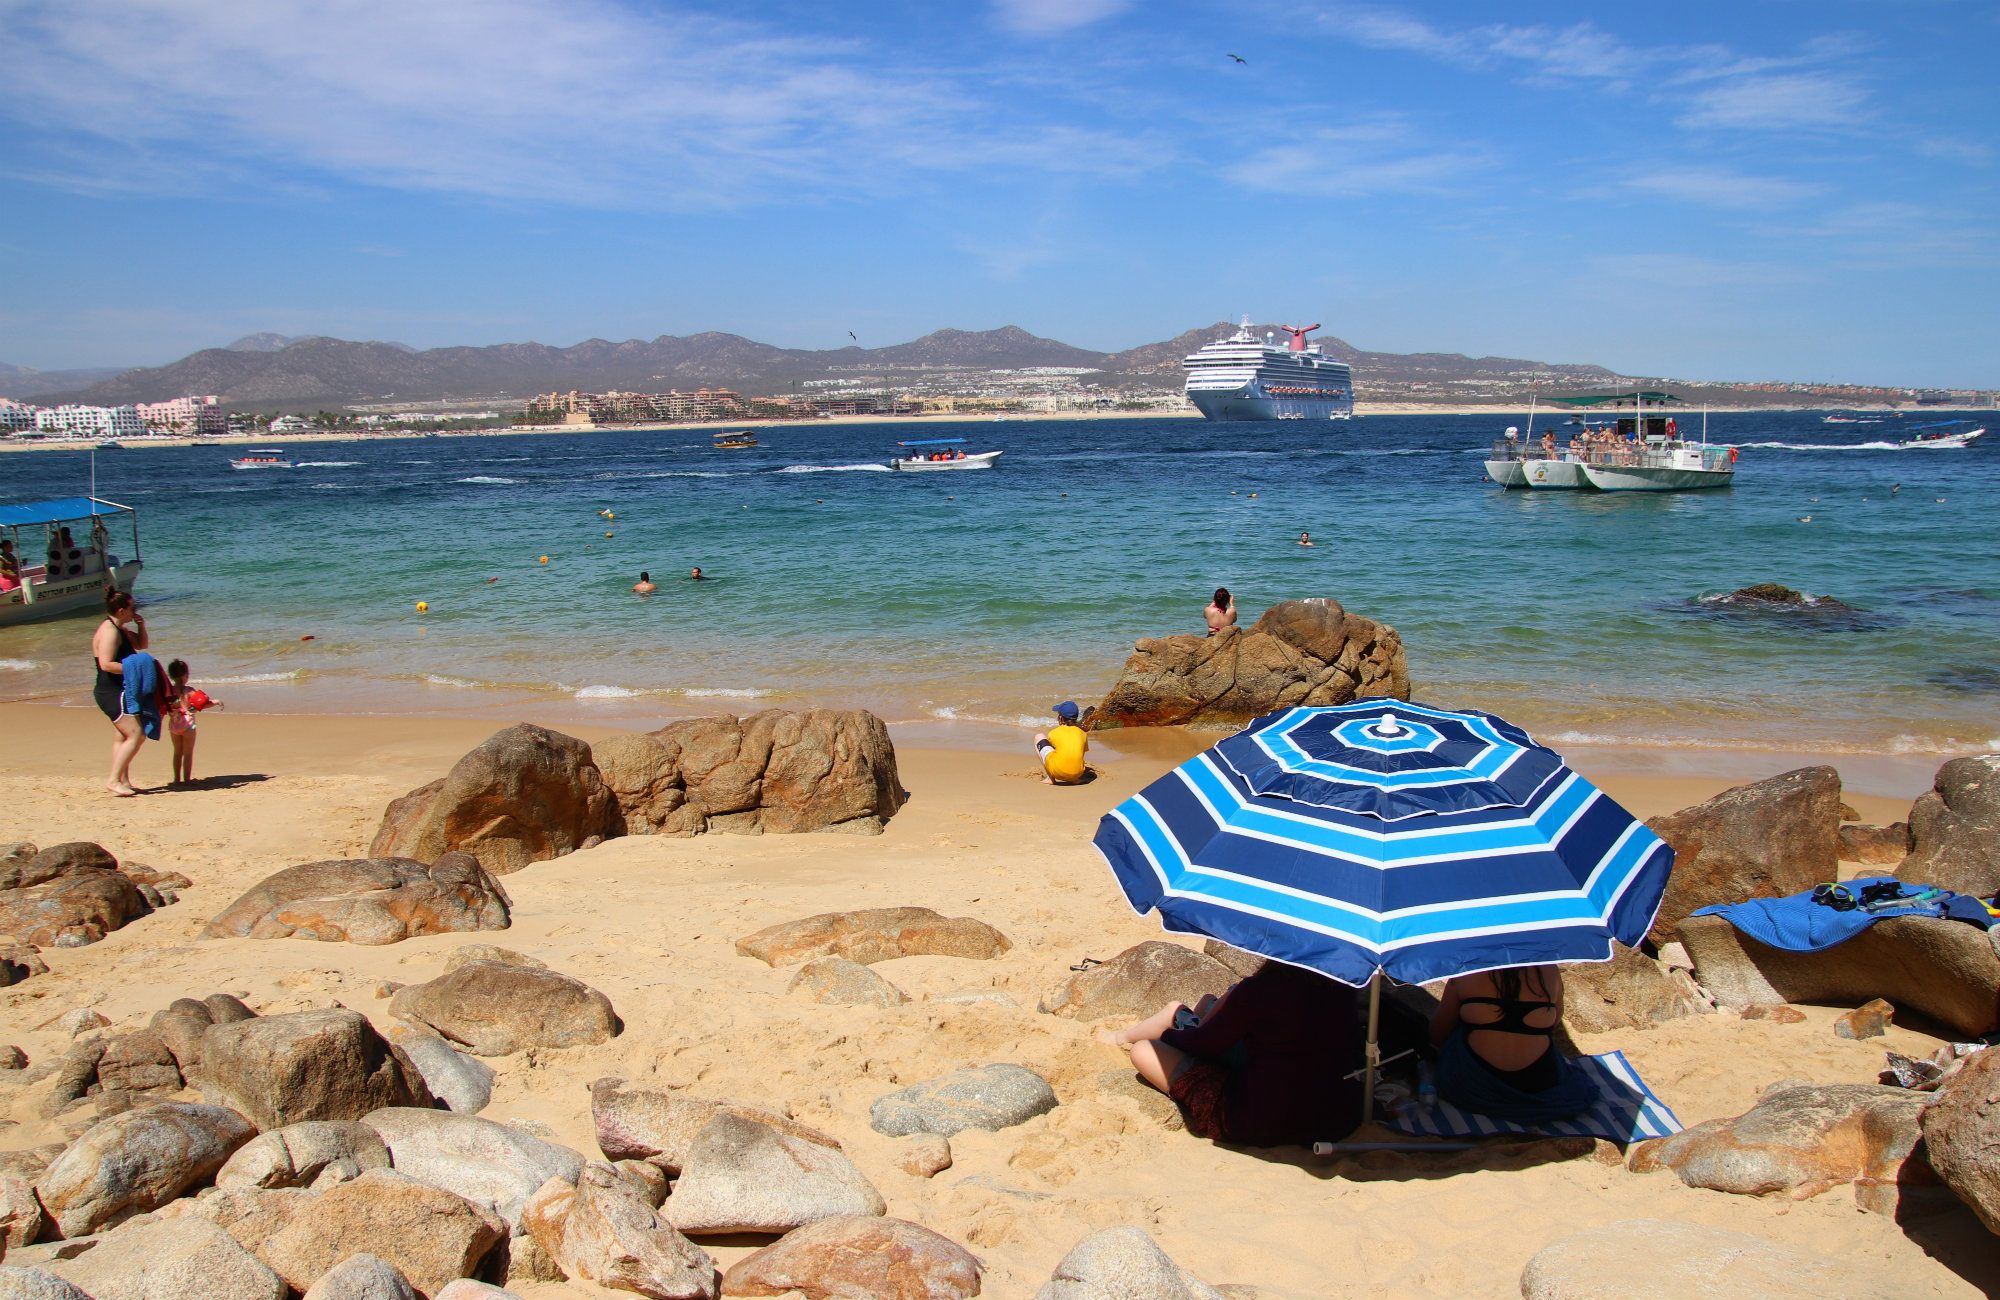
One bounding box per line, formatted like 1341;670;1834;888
120;651;162;740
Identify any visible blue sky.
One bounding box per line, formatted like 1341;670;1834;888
1;0;1994;386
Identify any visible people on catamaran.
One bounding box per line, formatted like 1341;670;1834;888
0;538;18;593
1540;431;1557;459
1098;959;1362;1146
1429;964;1594;1123
1033;700;1091;785
1204;587;1237;636
632;571;656;594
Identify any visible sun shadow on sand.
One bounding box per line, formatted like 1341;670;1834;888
1893;1193;2000;1295
141;773;274;793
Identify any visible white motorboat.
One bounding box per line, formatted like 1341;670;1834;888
1899;421;1985;449
0;497;143;627
1579;444;1736;491
888;439;1002;471
1487;392;1737;493
230;449;294;469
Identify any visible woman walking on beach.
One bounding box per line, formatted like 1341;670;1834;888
91;590;149;796
1204;587;1237;636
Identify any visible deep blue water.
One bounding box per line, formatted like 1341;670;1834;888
2;412;1995;755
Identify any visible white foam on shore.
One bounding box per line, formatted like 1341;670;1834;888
456;476;518;485
775;463;890;474
572;683;650;699
927;705;1047;728
0;658;42;672
636;470;734;479
423;674;485;688
680;686;771;698
202;670;301;684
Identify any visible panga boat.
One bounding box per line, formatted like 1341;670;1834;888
888;438;1002;471
0;497;143;627
1899;420;1985;449
712;431;759;449
230;449;294;469
1485;392;1736;493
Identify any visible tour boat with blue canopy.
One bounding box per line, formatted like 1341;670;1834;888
887;438;1003;472
0;496;142;627
1899;420;1985;449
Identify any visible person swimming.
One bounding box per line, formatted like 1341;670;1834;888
689;567;704;581
1298;531;1314;547
633;571;656;594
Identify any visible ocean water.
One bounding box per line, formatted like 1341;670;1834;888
2;413;1995;756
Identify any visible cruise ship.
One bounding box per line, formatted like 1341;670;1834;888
1182;318;1354;421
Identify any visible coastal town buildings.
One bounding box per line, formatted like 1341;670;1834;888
0;400;34;432
135;394;227;435
32;404;146;437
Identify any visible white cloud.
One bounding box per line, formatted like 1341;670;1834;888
1228;117;1486;197
990;0;1132;36
0;0;1156;210
1677;72;1868;131
1624;166;1827;210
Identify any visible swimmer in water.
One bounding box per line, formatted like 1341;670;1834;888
1299;531;1314;547
690;567;704;581
632;571;656;594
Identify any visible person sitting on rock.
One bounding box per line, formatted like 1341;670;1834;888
1204;587;1237;636
1034;700;1091;785
1428;964;1594;1123
1099;960;1362;1147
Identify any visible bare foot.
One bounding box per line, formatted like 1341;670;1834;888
1095;1028;1130;1048
1040;776;1053;785
107;781;135;797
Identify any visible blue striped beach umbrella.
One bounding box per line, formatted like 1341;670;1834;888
1093;700;1673;1121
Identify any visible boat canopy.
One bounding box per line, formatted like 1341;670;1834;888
1907;420;1973;431
895;438;967;447
1546;392;1681;407
0;496;126;528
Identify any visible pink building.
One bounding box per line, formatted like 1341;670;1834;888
135;395;226;435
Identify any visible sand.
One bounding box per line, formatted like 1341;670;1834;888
0;701;1991;1297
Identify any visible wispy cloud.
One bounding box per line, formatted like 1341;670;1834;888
1229;118;1488;198
1624;166;1827;211
0;0;1158;210
990;0;1132;36
1676;72;1868;131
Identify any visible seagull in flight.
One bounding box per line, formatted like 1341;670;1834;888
1228;53;1247;64
847;330;859;344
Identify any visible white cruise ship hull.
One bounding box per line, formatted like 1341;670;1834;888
1186;389;1352;421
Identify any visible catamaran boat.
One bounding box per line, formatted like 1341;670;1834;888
1899;420;1985;449
229;449;294;469
712;431;759;450
888;438;1002;471
1485;392;1737;492
0;497;143;627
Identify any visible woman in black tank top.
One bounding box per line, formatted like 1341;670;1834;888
92;589;149;796
1428;964;1594;1122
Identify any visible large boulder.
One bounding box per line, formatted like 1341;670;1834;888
1559;944;1705;1034
665;1116;885;1236
389;961;619;1056
1519;1219;1895;1300
46;1216;286;1300
147;994;257;1082
36;1103;257;1237
1918;1043;2000;1233
1038;942;1236;1021
1899;755;2000;896
203;855;511;945
868;1065;1058;1139
721;1215;981;1299
735;907;1009;968
0;843;117;891
1681;912;2000;1037
786;957;908;1008
1032;1227;1224;1300
200;1010;433;1130
522;1164;719;1300
595;710;906;837
361;1108;585;1232
0;866;154;950
0;1267;91;1299
250;1169;506;1297
387;1028;495;1115
1628;1082;1934;1214
0;1173;46;1252
590;1080;841;1174
96;1030;186;1098
216;1120;393;1191
370;724;620;875
1090;599;1408;730
1646;767;1844;943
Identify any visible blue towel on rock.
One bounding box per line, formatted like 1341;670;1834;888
120;651;162;740
1692;876;1956;952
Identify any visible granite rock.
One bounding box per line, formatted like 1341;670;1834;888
36;1103;256;1237
1899;755;2000;896
300;1252;419;1300
1918;1044;2000;1234
361;1108;585;1231
720;1215;981;1299
215;1120;393;1192
1519;1218;1894;1300
390;962;619;1057
1646;767;1843;943
786;957;907;1008
46;1216;286;1300
1031;1227;1224;1300
736;907;1009;968
203;855;511;945
590;1079;840;1175
869;1065;1058;1139
200;1009;433;1130
665;1116;884;1236
1038;942;1236;1022
522;1164;719;1300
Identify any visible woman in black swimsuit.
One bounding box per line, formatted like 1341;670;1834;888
92;589;149;796
1428;964;1594;1123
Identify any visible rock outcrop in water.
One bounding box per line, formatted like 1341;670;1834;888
1717;583;1847;608
1090;597;1409;730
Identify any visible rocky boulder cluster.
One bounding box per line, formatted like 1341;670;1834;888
0;843;186;988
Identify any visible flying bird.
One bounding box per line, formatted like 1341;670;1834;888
847;330;859;344
1228;53;1247;64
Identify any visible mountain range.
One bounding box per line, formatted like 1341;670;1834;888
9;324;1624;408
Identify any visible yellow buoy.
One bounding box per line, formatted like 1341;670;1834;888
415;601;429;613
538;555;549;564
605;511;614;520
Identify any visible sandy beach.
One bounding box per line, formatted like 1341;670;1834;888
1;701;1991;1297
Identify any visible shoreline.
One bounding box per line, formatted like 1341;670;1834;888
3;402;1987;453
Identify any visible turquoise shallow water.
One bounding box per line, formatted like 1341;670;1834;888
2;413;1996;755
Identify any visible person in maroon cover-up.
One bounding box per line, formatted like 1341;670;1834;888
1098;959;1363;1146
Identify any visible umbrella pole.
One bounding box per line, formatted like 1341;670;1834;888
1361;970;1382;1125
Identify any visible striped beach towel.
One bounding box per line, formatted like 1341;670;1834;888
1387;1051;1681;1143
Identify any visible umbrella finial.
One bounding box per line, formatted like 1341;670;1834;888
1372;712;1405;738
